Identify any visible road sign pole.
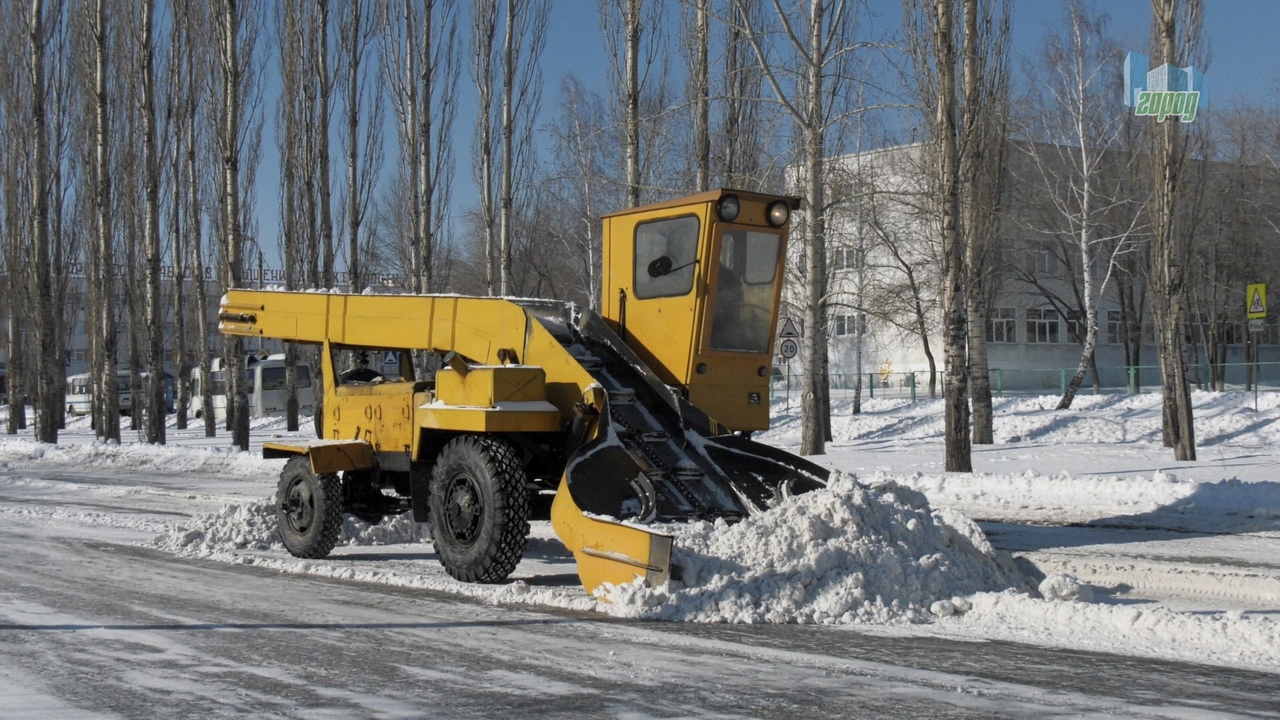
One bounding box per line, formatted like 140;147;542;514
1246;284;1267;411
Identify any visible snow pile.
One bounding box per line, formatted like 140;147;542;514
154;498;431;556
599;474;1027;624
340;512;431;546
0;437;277;480
156;499;283;554
947;590;1280;669
1038;573;1094;603
809;389;1280;449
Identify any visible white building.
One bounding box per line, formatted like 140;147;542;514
783;142;1280;395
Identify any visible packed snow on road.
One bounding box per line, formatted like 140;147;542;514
1;389;1277;673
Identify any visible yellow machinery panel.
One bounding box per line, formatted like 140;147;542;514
263;439;376;474
435;366;548;408
221;291;599;425
326;380;420;454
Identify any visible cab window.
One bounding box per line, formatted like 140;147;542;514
633;215;700;299
708;229;782;353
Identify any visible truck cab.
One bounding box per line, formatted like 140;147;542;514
600;189;797;432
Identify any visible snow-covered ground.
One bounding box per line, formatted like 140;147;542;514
1;389;1277;674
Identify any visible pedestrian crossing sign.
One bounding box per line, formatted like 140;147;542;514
1247;284;1267;320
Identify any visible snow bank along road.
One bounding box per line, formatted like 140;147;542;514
1;390;1279;717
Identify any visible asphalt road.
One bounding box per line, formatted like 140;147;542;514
2;519;1277;719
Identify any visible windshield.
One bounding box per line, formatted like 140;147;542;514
708;228;782;353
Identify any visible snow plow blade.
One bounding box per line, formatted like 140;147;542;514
548;390;828;594
550;474;674;594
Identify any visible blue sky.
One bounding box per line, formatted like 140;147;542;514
252;0;1280;270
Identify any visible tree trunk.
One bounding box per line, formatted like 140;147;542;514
317;0;335;289
141;0;166;444
186;11;215;440
623;0;640;206
29;0;59;444
169;22;189;432
798;0;828;457
1149;0;1195;461
691;0;709;191
934;0;971;472
93;0;120;441
499;0;515;295
220;0;249;451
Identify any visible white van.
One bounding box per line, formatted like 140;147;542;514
192;354;315;421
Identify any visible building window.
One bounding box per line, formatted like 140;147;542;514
832;246;862;271
1106;310;1123;344
1065;312;1085;343
1025;249;1057;276
833;314;864;337
1026;308;1060;343
986;307;1016;343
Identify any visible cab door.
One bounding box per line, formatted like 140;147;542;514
602;209;709;387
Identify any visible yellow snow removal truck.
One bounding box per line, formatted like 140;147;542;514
218;189;829;594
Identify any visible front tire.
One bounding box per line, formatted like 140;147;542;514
276;455;343;558
429;436;529;583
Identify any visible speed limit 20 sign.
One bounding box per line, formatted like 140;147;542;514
779;338;798;359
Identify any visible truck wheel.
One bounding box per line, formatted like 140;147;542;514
429;436;529;583
276;455;343;558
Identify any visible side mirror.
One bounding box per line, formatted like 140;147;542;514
647;256;673;278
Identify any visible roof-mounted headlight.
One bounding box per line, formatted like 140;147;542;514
766;200;790;227
716;195;740;222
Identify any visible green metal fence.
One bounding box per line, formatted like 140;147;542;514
770;361;1280;403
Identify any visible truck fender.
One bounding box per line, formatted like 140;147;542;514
263;440;376;475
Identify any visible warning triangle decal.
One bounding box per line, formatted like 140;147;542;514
1250;289;1266;315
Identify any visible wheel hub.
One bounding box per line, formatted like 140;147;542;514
282;479;314;533
443;476;483;547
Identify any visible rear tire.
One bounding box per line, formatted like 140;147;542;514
429;436;529;583
276;455;343;558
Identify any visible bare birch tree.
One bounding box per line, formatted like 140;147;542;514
1019;2;1144;410
338;0;383;294
27;0;60;444
174;0;218;439
1148;0;1200;460
719;0;768;190
734;0;866;455
79;0;119;440
137;0;166;443
906;0;970;470
215;0;265;451
958;0;1010;445
165;4;191;432
545;77;610;309
276;0;309;431
1;0;30;434
602;0;644;206
471;0;498;294
381;0;459;295
684;0;710;191
600;0;668;206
